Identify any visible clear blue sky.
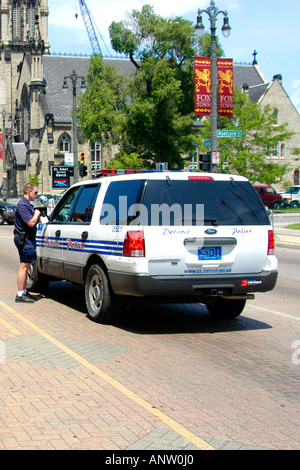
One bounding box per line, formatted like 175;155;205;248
48;0;300;113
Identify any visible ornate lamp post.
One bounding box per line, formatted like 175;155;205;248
195;0;231;172
1;110;12;200
62;70;86;183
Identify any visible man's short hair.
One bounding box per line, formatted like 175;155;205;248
23;183;37;195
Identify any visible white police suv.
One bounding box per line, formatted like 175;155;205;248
27;170;278;323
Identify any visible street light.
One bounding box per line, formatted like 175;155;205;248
62;70;86;183
1;110;12;200
195;0;231;172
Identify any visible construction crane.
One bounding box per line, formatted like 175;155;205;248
77;0;110;56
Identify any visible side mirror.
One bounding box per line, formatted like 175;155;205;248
39;195;48;206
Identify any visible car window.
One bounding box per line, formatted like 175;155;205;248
51;187;81;223
287;187;299;194
71;184;100;223
51;184;100;223
100;180;145;225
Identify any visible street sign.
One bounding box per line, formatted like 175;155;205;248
52;166;71;189
64;152;74;166
203;140;211;147
217;130;242;138
212;152;220;165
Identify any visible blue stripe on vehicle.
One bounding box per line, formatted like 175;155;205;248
36;237;123;255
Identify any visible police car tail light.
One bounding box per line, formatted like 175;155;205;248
268;230;275;254
123;231;145;257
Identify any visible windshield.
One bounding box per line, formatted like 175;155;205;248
287;187;300;194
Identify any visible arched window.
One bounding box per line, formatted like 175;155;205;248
20;85;30;143
273;109;279;123
13;1;22;40
27;1;36;39
59;135;71;153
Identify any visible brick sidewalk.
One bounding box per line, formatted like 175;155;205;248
1;225;300;450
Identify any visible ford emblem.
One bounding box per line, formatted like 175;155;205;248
205;228;217;235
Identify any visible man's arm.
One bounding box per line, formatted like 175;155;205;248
26;209;41;228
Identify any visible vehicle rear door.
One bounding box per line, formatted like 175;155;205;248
141;176;271;277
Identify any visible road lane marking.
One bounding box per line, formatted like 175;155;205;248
0;299;215;451
0;304;22;336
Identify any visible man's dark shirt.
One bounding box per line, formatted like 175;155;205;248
14;197;37;239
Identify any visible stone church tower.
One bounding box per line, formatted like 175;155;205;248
0;0;49;197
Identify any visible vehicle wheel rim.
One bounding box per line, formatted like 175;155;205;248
89;273;103;312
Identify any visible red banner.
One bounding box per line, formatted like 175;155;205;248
194;57;211;116
217;58;234;117
0;133;3;160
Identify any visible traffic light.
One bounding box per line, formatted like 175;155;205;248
79;165;87;177
79;152;87;177
199;152;211;172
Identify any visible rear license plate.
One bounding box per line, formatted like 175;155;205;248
198;246;222;260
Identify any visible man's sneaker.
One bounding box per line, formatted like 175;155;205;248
15;293;35;303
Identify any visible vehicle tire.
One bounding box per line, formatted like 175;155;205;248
85;263;122;324
290;201;299;209
272;202;281;209
0;212;5;225
206;297;246;319
26;260;49;293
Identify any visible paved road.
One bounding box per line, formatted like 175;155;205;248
0;224;300;451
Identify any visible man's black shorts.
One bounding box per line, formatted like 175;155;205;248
14;235;37;263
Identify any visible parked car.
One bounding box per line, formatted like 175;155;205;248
279;185;300;208
253;184;283;209
0;201;17;225
27;170;278;324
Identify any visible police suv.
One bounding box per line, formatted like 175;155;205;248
27;170;278;323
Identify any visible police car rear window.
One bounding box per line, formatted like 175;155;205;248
141;180;269;226
100;178;269;226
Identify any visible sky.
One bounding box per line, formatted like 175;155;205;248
48;0;300;113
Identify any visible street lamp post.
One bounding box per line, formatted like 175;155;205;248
195;0;231;172
1;110;12;200
62;70;86;183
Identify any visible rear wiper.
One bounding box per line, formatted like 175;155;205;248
176;217;219;225
204;217;219;225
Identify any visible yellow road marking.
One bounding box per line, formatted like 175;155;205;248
0;305;22;336
0;299;215;450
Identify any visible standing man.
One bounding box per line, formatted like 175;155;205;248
14;183;41;302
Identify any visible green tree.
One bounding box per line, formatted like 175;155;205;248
77;55;129;146
198;88;294;183
29;173;40;186
109;5;198;167
107;152;146;170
